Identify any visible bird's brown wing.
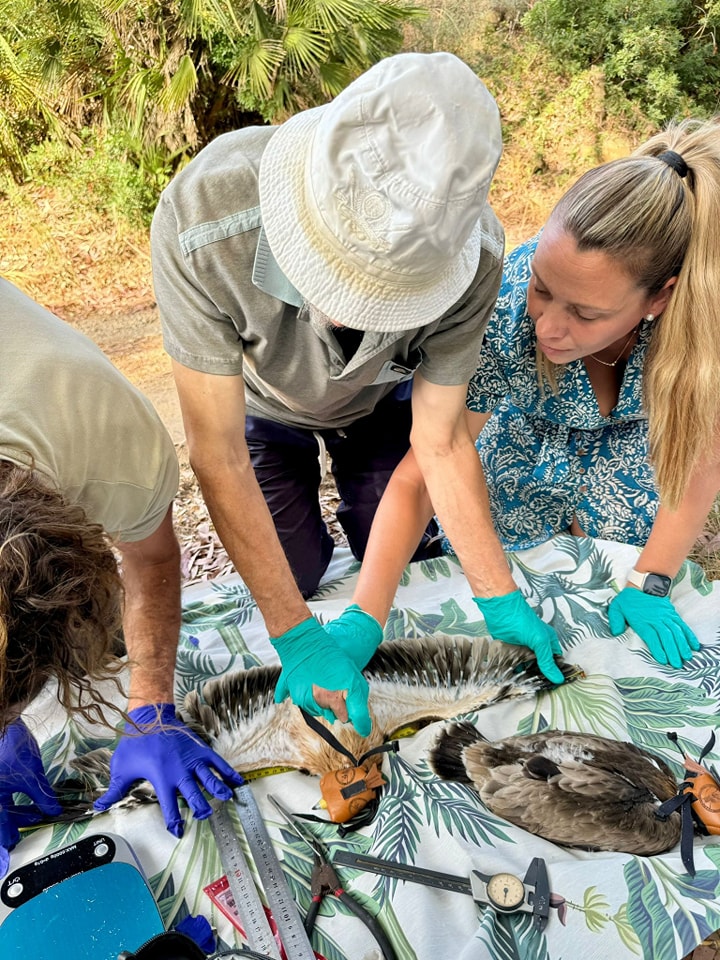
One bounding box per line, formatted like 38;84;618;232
183;665;311;771
364;635;581;734
181;637;583;776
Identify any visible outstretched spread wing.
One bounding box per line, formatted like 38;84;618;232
363;634;581;733
182;636;582;775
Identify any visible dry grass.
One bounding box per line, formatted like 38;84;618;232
0;179;152;318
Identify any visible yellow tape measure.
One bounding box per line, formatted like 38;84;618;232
241;765;295;781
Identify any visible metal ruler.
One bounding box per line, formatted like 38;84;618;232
333;850;473;895
231;785;316;960
208;801;281;959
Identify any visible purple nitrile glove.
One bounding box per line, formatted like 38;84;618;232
270;616;372;737
93;703;244;838
608;588;700;669
0;718;63;849
473;589;565;685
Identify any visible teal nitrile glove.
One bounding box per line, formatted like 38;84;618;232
325;604;384;667
473;589;565;685
274;605;383;702
608;588;700;669
270;616;371;737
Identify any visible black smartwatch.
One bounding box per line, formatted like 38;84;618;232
626;568;672;597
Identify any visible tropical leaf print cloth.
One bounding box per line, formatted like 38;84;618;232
12;536;720;960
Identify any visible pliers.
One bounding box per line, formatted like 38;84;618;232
268;794;398;960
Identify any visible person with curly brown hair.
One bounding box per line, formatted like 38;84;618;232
0;279;242;854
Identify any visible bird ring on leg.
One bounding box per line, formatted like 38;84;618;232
319;762;385;823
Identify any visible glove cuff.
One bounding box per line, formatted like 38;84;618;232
472;589;521;612
270;616;323;659
344;604;384;635
127;702;177;728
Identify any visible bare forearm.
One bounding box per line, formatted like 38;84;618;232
415;437;515;597
119;512;182;709
353;458;435;624
193;456;310;636
123;557;181;708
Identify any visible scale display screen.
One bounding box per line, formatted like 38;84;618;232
0;833;164;959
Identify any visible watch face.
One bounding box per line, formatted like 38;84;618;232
643;573;672;597
486;872;526;911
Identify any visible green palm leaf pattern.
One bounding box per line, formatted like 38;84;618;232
404;756;515;847
384;599;486;639
475;908;552;960
515;674;626;737
624;858;720;960
13;535;720;958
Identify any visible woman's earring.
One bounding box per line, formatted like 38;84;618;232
644;313;654;322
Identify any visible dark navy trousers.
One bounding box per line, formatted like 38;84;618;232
245;386;441;598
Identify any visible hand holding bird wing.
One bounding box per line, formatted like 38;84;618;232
473;590;565;685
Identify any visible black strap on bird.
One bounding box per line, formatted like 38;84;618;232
299;708;398;833
655;731;718;876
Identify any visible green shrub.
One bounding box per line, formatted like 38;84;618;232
521;0;719;123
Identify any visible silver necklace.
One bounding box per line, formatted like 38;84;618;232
588;326;638;368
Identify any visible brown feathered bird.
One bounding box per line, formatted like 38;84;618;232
183;635;582;776
45;636;579;825
429;721;681;856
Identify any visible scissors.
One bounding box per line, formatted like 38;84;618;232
268;794;398;960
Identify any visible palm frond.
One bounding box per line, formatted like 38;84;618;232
283;25;329;77
158;52;198;112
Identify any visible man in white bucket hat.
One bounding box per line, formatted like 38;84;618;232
151;51;504;734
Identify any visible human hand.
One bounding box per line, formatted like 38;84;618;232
608;588;700;669
0;719;63;849
320;604;385;668
93;703;244;837
274;605;382;703
271;617;371;736
473;589;565;685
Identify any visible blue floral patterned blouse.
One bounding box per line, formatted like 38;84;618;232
462;235;659;550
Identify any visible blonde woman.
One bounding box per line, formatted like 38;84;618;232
341;117;720;680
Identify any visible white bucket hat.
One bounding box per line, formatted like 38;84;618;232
258;51;502;333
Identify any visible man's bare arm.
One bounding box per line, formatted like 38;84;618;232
171;360;312;635
116;505;182;709
170;360;350;720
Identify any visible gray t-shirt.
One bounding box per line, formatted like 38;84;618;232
0;278;179;541
152;126;505;430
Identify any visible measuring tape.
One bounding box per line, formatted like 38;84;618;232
209;785;316;960
242;765;295;781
